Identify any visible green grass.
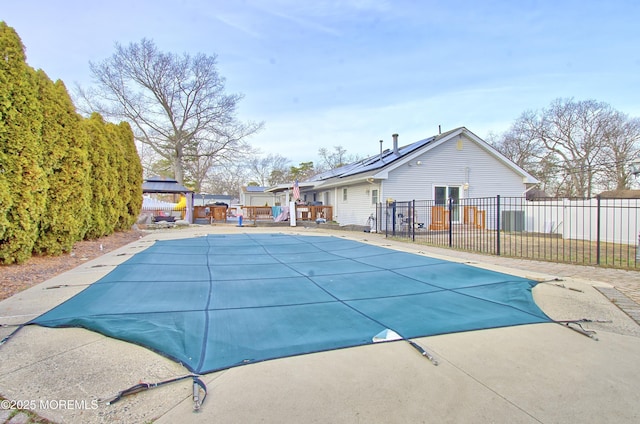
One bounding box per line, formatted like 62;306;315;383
394;227;639;270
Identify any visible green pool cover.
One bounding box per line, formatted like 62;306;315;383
31;234;551;374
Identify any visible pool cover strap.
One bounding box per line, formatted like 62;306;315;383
105;374;207;410
0;324;24;346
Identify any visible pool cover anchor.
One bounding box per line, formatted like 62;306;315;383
104;374;207;411
192;377;207;411
373;329;439;366
539;278;585;293
556;319;610;341
406;340;439;365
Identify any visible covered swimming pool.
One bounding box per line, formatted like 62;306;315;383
30;233;551;374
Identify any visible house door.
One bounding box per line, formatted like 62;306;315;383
434;185;461;222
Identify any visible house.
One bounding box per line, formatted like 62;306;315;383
193;193;234;207
240;186;276;206
295;127;538;226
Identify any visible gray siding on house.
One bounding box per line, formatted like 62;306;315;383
242;192;276;206
382;134;526;202
456;135;526;198
333;183;377;226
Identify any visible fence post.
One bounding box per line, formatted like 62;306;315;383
384;202;388;237
448;197;453;247
392;201;397;236
496;195;501;256
596;195;601;266
637;231;640;264
412;200;416;241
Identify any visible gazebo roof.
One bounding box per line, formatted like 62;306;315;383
142;176;193;194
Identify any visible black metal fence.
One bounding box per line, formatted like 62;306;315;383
375;196;640;270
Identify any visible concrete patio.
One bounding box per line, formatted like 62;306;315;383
1;225;639;424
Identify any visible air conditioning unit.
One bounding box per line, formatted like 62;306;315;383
501;211;525;232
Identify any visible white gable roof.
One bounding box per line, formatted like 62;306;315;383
308;127;538;189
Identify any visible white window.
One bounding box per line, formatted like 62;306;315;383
371;189;378;204
343;188;348;201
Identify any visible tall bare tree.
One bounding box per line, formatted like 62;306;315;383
488;114;545;172
318;145;347;170
82;38;262;184
247;153;291;186
184;142;257;192
492;98;640;197
204;162;251;198
596;115;640;190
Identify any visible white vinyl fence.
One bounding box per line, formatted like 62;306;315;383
522;198;639;245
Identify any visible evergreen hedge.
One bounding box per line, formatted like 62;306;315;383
32;73;92;255
114;122;143;230
0;22;143;264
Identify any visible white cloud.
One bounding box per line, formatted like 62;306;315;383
214;13;263;38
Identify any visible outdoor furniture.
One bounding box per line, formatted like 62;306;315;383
429;206;450;230
153;211;176;223
298;207;311;220
211;205;227;222
463;206;486;229
193;206;213;224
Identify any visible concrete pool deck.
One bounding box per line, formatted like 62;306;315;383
1;225;639;424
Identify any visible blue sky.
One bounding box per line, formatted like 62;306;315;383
3;0;639;164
